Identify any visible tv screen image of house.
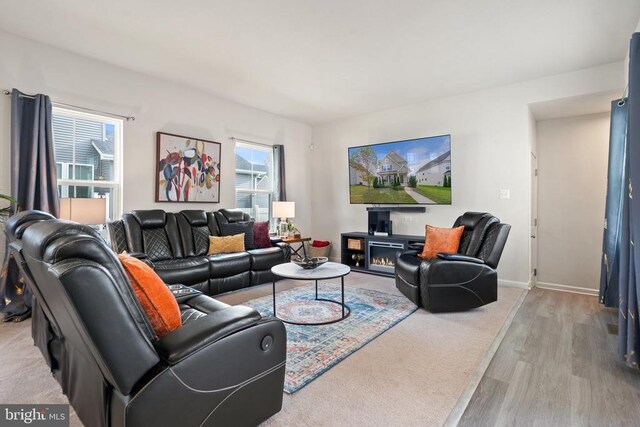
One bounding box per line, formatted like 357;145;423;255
348;134;451;205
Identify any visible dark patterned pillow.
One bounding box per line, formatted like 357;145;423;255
253;221;271;248
220;221;255;250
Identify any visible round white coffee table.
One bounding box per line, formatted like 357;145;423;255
271;262;351;325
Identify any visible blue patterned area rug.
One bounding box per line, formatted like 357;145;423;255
243;282;417;393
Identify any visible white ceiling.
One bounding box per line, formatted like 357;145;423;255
1;1;638;124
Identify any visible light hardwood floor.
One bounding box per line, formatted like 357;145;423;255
459;287;640;426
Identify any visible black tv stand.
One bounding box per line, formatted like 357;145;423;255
340;232;424;277
366;206;426;213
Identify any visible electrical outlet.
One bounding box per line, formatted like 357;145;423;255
499;189;510;199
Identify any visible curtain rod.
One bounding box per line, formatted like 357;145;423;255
230;136;274;148
3;90;135;121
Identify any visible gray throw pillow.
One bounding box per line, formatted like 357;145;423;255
219;221;255;250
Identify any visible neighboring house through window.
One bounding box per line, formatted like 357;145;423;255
235;141;274;224
51;108;123;221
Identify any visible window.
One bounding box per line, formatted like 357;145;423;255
56;163;94;197
52;108;123;221
382;163;392;172
235;142;274;224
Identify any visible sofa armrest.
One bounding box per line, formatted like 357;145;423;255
154;306;261;364
407;243;424;251
127;252;148;260
275;242;292;261
398;249;420;258
420;258;495;286
124;252;156;268
436;253;485;264
126;317;286;427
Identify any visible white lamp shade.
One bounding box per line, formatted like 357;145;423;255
59;198;107;225
272;201;295;219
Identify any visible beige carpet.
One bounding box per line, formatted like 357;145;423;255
0;273;523;427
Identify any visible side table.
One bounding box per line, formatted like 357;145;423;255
274;236;311;259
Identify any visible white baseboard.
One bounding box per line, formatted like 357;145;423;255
535;281;599;296
498;279;530;289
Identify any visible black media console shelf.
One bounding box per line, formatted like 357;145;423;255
340;232;424;277
366;206;426;213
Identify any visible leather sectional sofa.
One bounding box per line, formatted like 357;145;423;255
107;208;291;296
7;210;287;427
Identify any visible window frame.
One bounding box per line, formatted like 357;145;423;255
234;141;275;223
52;107;124;220
56;162;95;197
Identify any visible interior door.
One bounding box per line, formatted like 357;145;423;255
531;152;538;287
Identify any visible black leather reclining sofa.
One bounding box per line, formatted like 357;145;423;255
6;210;287;427
107;209;291;296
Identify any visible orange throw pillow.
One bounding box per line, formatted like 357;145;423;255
418;225;465;259
117;253;181;337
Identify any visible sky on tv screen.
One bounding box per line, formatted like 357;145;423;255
348;135;450;174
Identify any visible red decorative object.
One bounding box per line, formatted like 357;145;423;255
253;221;271;248
312;240;331;247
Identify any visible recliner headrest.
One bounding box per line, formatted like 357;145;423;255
219;209;247;223
456;212;493;229
132;210;167;229
5;210;56;241
454;212;501;257
22;221;103;263
179;210;208;226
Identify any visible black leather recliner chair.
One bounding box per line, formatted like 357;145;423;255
395;212;511;312
11;211;287;427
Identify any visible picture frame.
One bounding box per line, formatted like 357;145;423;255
155;132;221;203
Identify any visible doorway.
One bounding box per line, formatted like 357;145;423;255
534;113;609;294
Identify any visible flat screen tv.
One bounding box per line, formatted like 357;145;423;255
348;134;451;205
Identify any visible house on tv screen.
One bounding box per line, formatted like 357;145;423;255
378;151;410;185
415;150;451;186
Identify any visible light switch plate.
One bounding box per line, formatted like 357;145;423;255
499;189;510;199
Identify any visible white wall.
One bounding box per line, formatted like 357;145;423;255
535;113;609;294
0;30;627;286
0;31;313;233
624;18;640;83
311;62;624;285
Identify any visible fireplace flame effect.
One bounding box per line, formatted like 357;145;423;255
371;257;395;267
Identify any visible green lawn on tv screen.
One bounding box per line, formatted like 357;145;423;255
415;185;452;204
349;186;417;204
349;185;451;204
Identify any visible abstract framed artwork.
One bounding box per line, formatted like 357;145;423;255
155;132;221;203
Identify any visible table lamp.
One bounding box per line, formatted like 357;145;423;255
272;201;295;237
59;198;107;227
